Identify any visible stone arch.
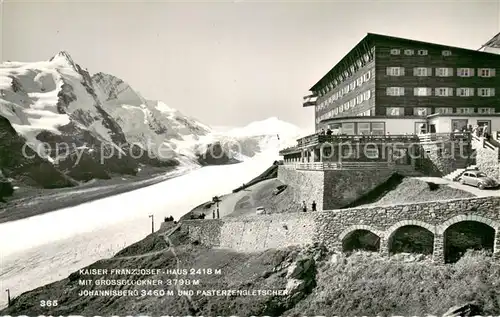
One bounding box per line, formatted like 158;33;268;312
339;225;383;253
439;215;499;263
385;220;437;239
437;214;500;235
385;220;436;255
338;225;384;241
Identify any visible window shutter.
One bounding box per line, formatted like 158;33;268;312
413;87;418;95
447;88;453;96
427;67;432;76
413;68;418;76
426;88;432;96
448;68;454;76
470;88;475;96
386;67;391;75
491;88;496;96
386;87;392;95
400;67;405;76
456;88;460;96
492;69;496;77
470;68;475;76
366;90;371;99
400;87;405;96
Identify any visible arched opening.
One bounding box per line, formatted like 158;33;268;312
388;225;434;255
342;229;380;252
443;221;495;263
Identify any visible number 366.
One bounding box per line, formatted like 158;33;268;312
40;300;58;307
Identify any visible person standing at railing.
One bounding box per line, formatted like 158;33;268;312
302;201;307;212
326;128;332;136
311;200;317;212
484;124;490;140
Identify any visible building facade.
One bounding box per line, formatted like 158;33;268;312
307;33;500;135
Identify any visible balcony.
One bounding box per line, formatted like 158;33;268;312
296;134;421;147
302;94;317;107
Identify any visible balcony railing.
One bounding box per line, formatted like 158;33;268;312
418;132;471;143
286;161;401;170
296;134;421;147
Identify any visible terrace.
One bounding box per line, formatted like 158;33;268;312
279;132;473;171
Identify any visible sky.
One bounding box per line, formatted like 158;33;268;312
2;0;500;132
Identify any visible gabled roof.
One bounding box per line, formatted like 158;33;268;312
310;33;500;92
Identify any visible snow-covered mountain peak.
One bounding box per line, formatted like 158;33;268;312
225;116;302;138
49;51;78;70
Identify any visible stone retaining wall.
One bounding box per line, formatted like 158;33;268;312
180;196;500;263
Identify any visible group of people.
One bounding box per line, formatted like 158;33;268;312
301;200;317;212
459;124;490;140
318;128;334;136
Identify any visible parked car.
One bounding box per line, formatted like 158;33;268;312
272;184;288;196
255;206;266;215
459;171;498;189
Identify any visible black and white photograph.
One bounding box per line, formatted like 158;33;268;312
1;0;500;316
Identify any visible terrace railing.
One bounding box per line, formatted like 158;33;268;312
296;133;421;147
289;161;399;170
418;132;471;143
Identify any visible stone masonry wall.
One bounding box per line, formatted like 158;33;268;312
277;166;324;211
475;145;500;180
323;169;394;209
180;196;500;263
313;196;500;251
418;143;457;176
219;213;316;252
181;219;224;247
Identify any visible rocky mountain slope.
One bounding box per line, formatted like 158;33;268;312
2;223;497;316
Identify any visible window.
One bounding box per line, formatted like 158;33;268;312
413;107;429;116
457;108;474;114
356;94;363;104
356;77;363;86
442;50;452;56
435;87;453;96
390;49;401;55
479;108;495;114
342;123;355;135
364;109;372;116
479;88;495;97
363;53;370;62
386;67;404;76
414;87;432;96
386;107;403;116
357;122;370;135
479;68;495;77
458;68;474;77
350;65;355;73
356;59;363;67
370;68;375;79
404;49;414;55
349;99;355;108
417;49;428;56
363;71;371;81
363;90;371;100
436;107;453;114
386;87;405;96
414;67;431;76
457;88;474;97
436;68;453;77
350;82;356;90
371;122;384;135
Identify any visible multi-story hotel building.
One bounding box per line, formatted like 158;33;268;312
304;33;500;135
